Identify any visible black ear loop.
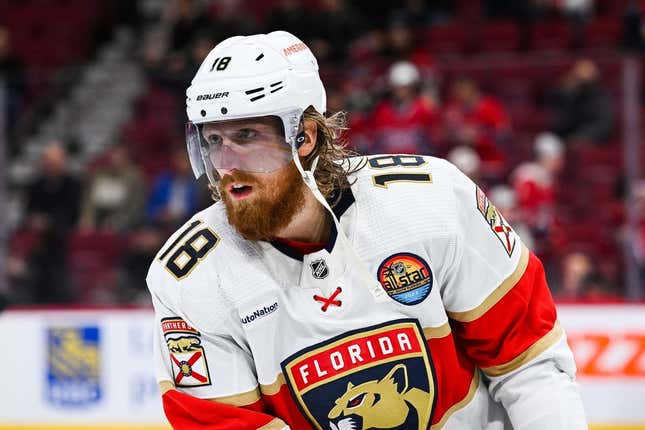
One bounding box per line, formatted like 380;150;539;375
294;115;306;149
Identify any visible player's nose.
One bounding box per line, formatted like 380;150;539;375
216;146;237;177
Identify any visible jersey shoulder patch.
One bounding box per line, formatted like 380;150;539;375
474;186;517;257
161;316;212;387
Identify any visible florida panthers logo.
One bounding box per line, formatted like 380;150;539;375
282;320;436;430
328;364;432;430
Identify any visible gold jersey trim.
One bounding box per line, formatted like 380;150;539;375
481;321;564;377
423;322;452;339
430;369;480;429
159;380;262;407
260;373;287;396
158;380;174;395
258;418;289;430
209;387;261;406
447;244;530;323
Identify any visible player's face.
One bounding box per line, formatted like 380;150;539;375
200;116;292;174
210;118;307;241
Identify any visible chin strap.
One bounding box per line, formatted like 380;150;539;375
292;149;388;303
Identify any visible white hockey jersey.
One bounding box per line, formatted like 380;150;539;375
147;155;586;430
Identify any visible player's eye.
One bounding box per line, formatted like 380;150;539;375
347;393;365;408
205;134;222;146
236;128;258;140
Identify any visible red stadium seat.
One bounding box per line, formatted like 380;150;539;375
584;18;622;51
530;20;573;52
425;24;472;55
67;231;126;304
476;21;521;53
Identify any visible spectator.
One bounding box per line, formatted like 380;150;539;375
447;145;482;184
23;142;82;303
167;0;211;52
381;17;434;66
550;59;614;144
371;61;438;154
207;0;257;45
141;31;168;83
488;184;536;252
557;251;618;300
511;132;565;257
483;0;533;19
390;0;435;28
631;180;645;292
442;76;510;178
558;252;592;299
79;146;146;232
116;226;164;304
308;0;364;63
265;0;312;41
511;132;564;225
622;1;644;51
560;0;594;20
147;146;201;228
26;142;82;232
0;25;25;145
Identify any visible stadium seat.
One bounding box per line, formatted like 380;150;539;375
530;20;573;52
426;24;472;55
584;18;622;52
476;21;521;53
67;231;126;304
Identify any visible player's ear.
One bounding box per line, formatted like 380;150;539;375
297;118;317;157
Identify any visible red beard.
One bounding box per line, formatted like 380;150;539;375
218;162;306;241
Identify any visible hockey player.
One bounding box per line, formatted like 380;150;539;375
147;31;587;429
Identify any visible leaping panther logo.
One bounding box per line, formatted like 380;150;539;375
166;336;201;353
327;364;432;430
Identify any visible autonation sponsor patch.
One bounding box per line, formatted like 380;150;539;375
241;302;279;324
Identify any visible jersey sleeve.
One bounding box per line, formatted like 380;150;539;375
439;160;587;429
148;262;288;430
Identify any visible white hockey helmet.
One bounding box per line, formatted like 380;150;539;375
185;31;326;184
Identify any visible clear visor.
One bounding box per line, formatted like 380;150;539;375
186;115;302;178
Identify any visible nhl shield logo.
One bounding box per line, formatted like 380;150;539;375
281;319;436;430
310;259;329;279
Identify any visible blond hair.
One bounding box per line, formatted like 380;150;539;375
301;107;365;206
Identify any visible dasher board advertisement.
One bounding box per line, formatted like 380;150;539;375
0;305;643;429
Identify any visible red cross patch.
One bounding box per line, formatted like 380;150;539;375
166;336;211;387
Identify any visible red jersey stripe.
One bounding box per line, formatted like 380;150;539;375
448;249;558;372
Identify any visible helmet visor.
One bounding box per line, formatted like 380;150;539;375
186;115;296;175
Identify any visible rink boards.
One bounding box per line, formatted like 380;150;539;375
0;304;643;429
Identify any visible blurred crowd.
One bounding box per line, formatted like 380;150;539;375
3;0;645;306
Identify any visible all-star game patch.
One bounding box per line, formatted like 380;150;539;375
281;319;436;430
476;186;517;257
377;253;433;305
161;317;211;387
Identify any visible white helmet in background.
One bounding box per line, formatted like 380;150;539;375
185;31;326;185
